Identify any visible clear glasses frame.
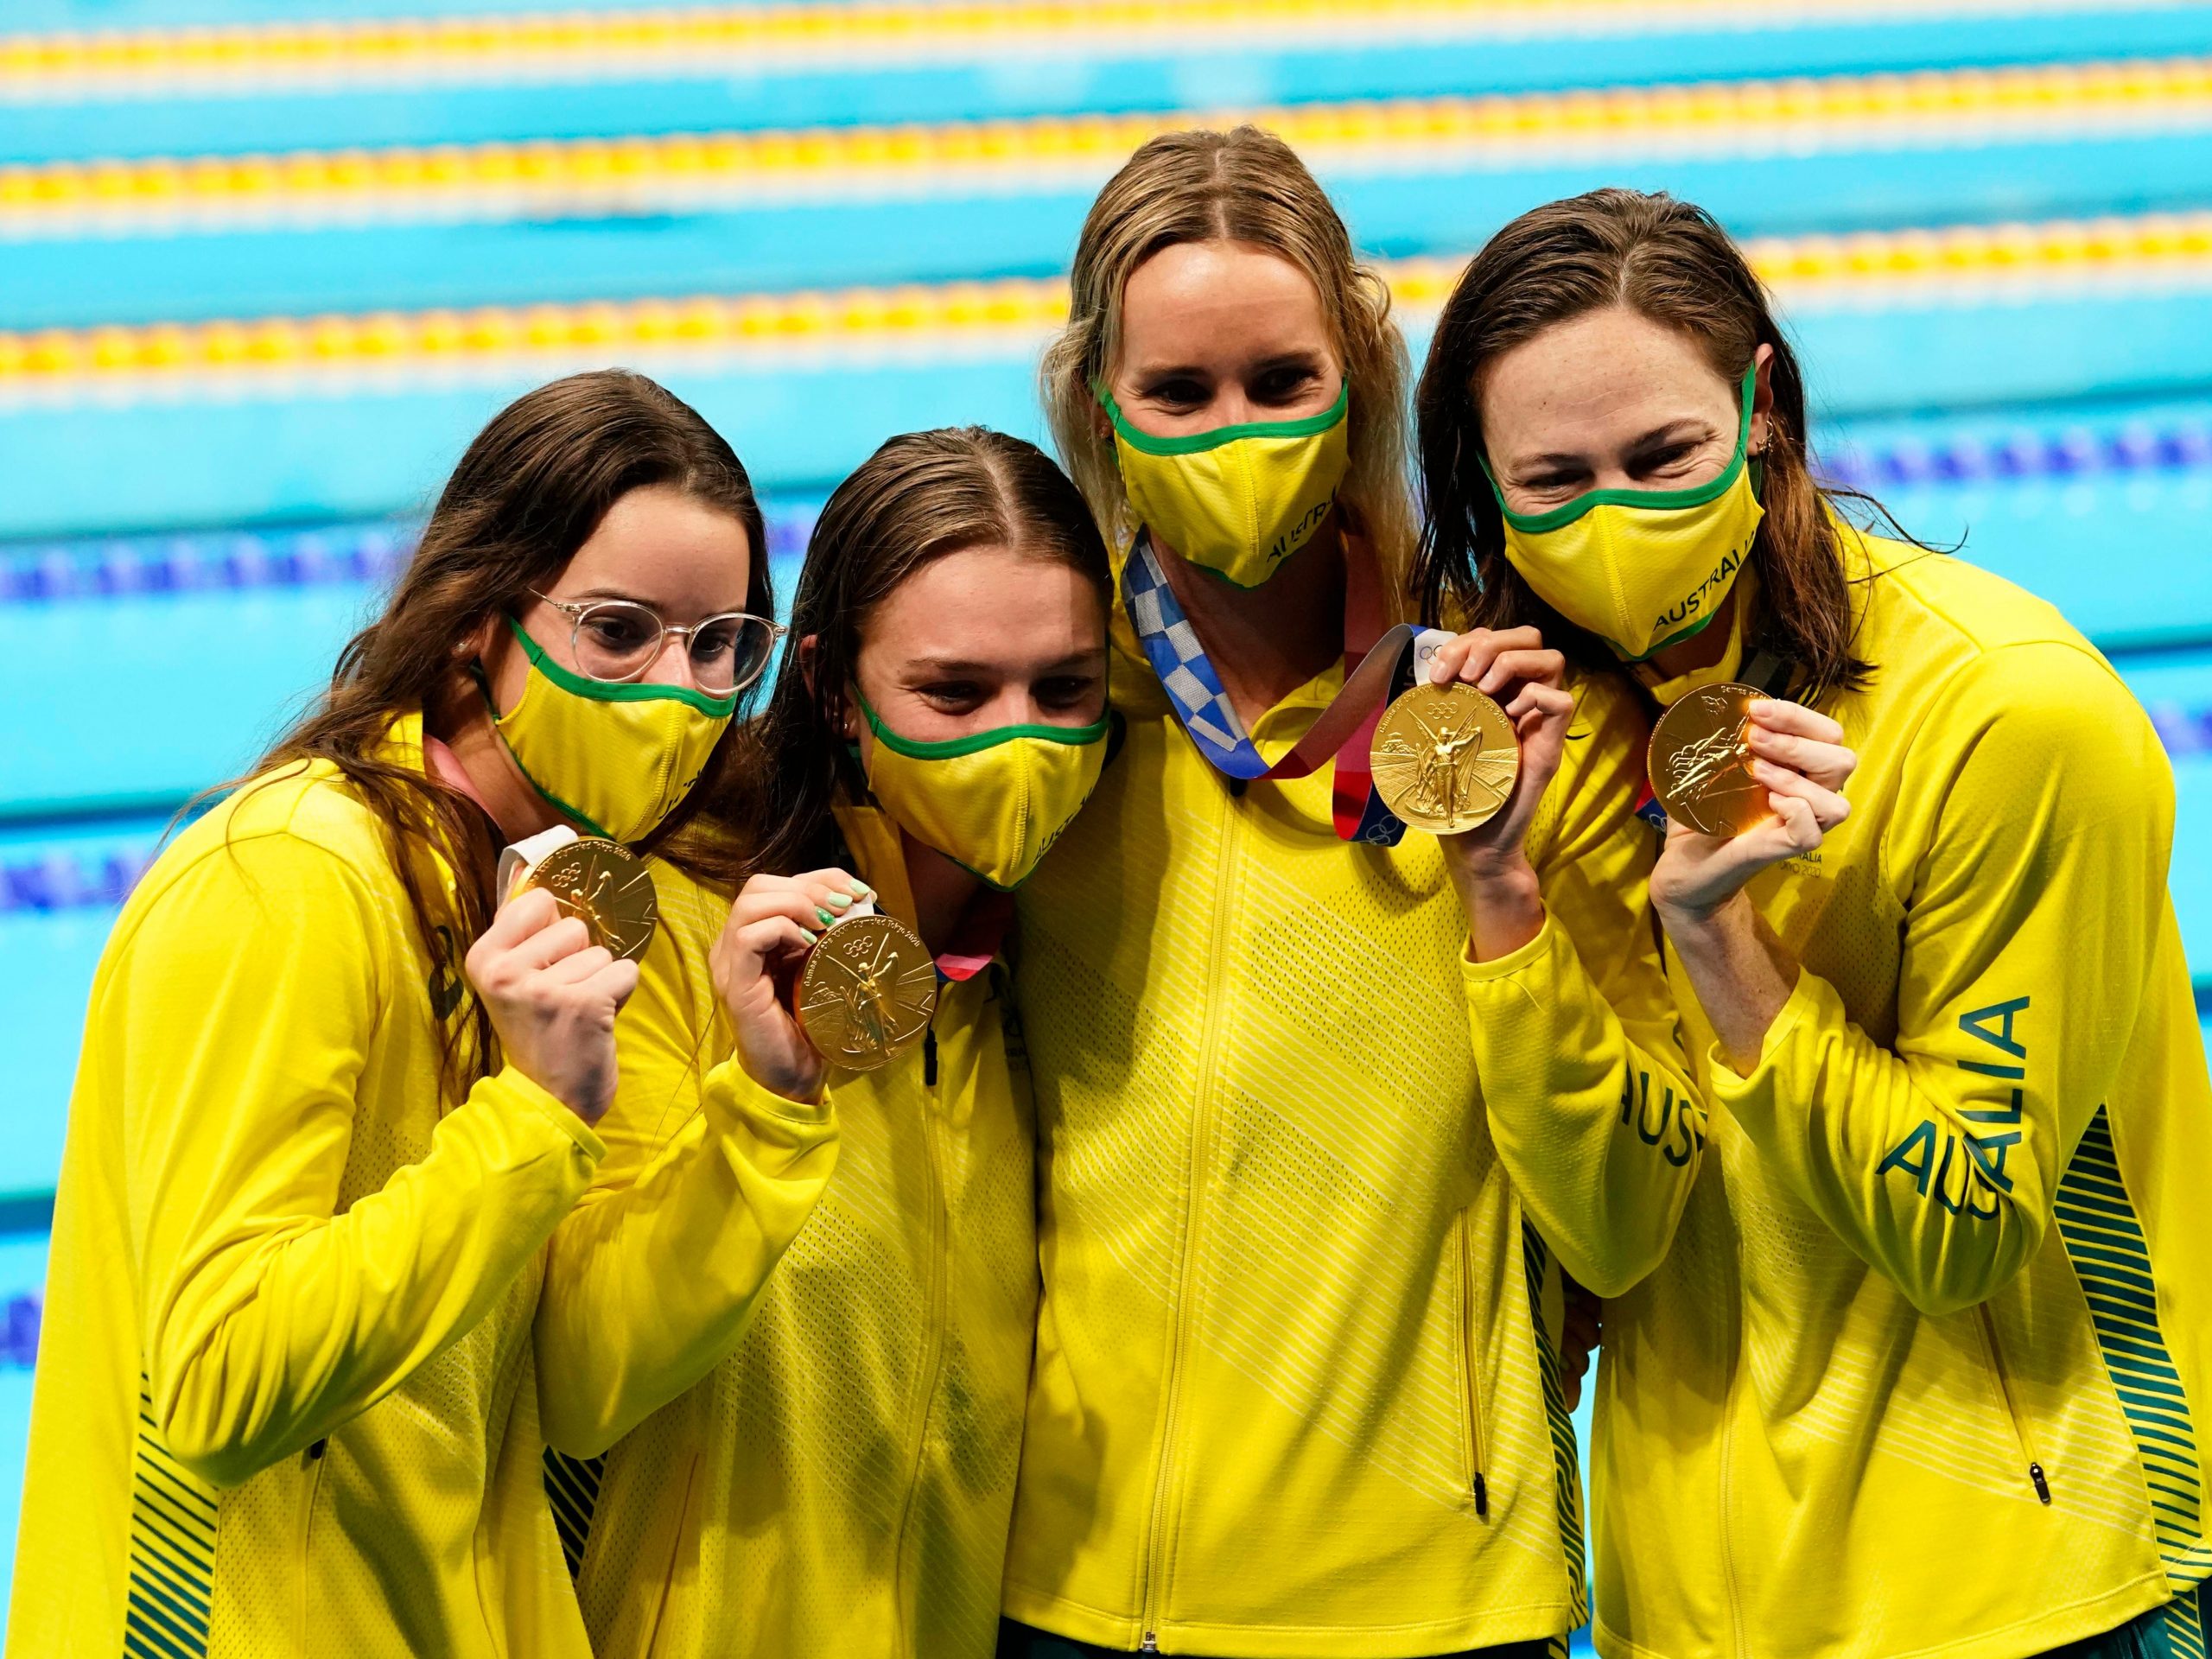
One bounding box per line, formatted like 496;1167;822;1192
530;589;787;696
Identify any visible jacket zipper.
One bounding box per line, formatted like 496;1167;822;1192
890;1022;952;1655
1978;1306;2052;1503
644;1452;703;1659
1139;793;1243;1653
1456;1214;1490;1516
295;1438;328;1652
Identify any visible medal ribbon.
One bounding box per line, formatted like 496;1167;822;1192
1123;532;1452;845
931;889;1011;984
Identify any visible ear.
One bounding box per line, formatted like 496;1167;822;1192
1748;342;1777;457
455;611;499;668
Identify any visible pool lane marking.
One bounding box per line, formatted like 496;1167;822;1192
6;56;2211;239
4;0;2172;100
0;210;2208;404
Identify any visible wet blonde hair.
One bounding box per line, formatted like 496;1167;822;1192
1041;125;1415;605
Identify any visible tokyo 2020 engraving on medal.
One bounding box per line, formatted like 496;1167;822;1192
1648;682;1771;838
795;911;938;1073
520;836;659;963
1370;682;1520;834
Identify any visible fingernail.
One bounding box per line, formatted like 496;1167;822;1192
824;891;853;910
815;906;837;927
799;927;818;944
852;883;873;899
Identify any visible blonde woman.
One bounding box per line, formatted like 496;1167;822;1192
1004;127;1702;1658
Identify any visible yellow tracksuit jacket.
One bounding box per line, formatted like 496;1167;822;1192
544;805;1035;1659
9;716;601;1658
1007;605;1702;1656
1594;530;2212;1659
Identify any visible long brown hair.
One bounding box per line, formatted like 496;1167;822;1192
238;369;771;1097
691;426;1110;885
1414;188;1883;702
1040;125;1415;598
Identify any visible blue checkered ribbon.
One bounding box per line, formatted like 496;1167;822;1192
1123;534;1451;845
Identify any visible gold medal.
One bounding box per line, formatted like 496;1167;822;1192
795;911;938;1073
1370;682;1520;833
519;836;659;962
1648;682;1771;837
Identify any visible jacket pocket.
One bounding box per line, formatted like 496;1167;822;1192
1976;1308;2051;1504
1456;1213;1491;1517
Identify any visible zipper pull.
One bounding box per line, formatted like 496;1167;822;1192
2028;1462;2051;1503
1141;1637;1160;1654
1473;1471;1489;1517
923;1027;938;1088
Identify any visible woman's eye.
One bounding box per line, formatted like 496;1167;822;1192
1522;472;1584;497
1254;366;1318;404
1637;443;1701;475
918;682;982;708
1036;676;1100;709
689;620;740;664
1144;378;1206;408
584;613;655;651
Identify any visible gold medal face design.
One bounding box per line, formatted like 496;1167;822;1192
1649;681;1771;837
521;837;659;963
795;911;938;1073
1370;682;1520;834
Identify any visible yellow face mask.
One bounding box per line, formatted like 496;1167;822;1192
1487;367;1764;664
486;617;737;845
1098;379;1351;589
855;690;1109;891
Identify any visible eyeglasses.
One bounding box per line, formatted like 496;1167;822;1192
530;590;785;697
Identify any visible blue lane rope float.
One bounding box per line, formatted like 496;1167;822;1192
11;416;2212;611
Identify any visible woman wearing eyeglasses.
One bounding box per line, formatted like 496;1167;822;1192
7;371;833;1657
533;427;1112;1659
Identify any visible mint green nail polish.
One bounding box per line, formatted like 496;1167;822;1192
824;891;853;910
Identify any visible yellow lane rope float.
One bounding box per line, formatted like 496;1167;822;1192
0;1;2139;99
5;57;2209;236
2;211;2208;397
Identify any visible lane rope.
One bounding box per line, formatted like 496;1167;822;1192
6;56;2209;236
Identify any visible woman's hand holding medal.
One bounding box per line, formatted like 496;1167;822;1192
711;868;873;1105
1389;626;1574;960
1649;697;1857;925
1419;626;1576;865
467;885;642;1126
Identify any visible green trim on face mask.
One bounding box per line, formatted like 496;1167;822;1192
467;664;620;840
855;688;1110;760
1483;365;1758;533
505;616;742;717
1093;378;1349;458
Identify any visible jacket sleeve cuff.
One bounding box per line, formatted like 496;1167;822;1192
1459;906;1558;984
1705;966;1819;1102
480;1065;607;1165
702;1058;838;1137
